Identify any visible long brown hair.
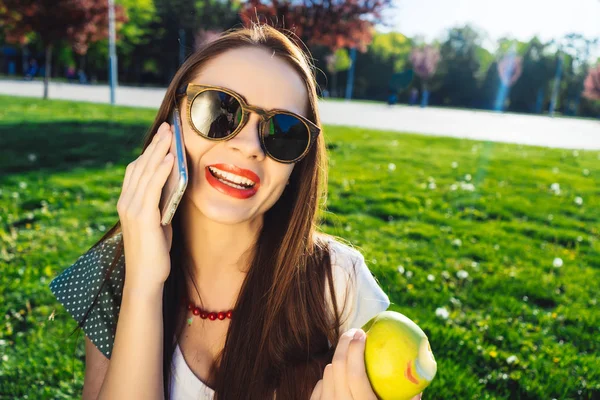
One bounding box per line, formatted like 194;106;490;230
70;22;352;399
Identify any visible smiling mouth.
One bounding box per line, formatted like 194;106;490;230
208;166;256;189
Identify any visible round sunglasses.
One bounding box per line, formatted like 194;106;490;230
175;83;321;164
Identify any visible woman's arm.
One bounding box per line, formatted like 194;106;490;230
97;283;165;400
82;336;110;400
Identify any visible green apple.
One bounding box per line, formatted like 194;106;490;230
361;311;437;400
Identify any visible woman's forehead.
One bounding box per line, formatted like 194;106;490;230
190;47;309;117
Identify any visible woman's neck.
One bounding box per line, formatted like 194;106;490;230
178;198;261;311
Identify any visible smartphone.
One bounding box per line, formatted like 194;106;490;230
159;107;188;226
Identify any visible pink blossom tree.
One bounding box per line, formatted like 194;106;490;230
410;45;440;107
497;54;523;86
494;48;523;111
582;64;600;101
0;0;127;99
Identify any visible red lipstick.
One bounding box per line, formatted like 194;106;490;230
205;164;261;199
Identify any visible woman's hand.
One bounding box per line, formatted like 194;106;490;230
309;328;423;400
117;121;175;293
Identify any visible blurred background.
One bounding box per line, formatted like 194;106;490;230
1;0;600;114
0;0;599;399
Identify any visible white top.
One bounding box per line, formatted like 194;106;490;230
170;343;216;399
168;238;391;399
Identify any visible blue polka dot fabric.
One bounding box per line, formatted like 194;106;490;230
49;233;125;359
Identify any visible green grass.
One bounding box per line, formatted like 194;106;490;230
0;94;599;399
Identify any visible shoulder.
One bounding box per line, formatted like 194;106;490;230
314;233;365;278
49;232;125;359
324;235;366;271
320;235;380;291
50;232;125;293
317;234;390;334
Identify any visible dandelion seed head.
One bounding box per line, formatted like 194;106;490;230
553;257;563;268
435;307;449;320
506;355;518;364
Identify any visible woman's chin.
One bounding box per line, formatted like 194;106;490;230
189;193;256;224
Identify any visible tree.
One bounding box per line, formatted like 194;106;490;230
433;25;485;107
507;37;555;113
496;38;528;57
239;0;395;53
239;0;394;102
369;31;412;73
86;0;159;83
479;61;502;109
152;0;240;83
410;45;440;107
560;34;599;115
340;31;412;100
116;0;158;77
0;0;127;98
195;0;241;32
325;48;352;97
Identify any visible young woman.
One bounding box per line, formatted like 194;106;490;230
50;23;421;400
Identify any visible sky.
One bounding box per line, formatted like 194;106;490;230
378;0;600;61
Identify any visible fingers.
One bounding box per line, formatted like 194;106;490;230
309;379;323;400
321;363;335;399
132;122;173;200
347;329;378;400
121;122;172;211
145;152;174;210
312;328;375;400
121;161;135;197
331;328;359;399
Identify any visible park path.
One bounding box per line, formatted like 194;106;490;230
2;79;599;150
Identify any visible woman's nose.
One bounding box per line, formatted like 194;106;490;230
224;112;266;161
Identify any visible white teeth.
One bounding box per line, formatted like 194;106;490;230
218;179;249;190
209;166;256;187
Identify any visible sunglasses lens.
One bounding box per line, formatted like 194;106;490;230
189;89;243;139
263;114;310;162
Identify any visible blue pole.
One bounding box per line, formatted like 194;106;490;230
420;85;429;107
494;81;508;112
345;47;356;100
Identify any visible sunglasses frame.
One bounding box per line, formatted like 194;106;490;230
175;83;321;164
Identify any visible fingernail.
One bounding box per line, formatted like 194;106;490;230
348;328;360;336
353;329;366;341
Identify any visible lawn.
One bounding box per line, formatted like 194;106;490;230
0;94;598;399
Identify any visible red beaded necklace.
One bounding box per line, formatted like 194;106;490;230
181;296;233;322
